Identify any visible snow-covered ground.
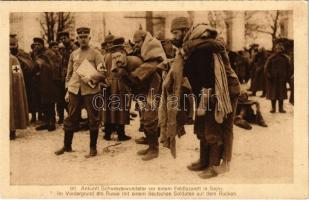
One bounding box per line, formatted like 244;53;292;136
10;90;293;185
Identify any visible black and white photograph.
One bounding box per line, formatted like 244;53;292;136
0;1;308;199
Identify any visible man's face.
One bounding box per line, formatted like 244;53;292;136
111;51;127;68
60;36;70;45
77;35;90;48
51;45;59;52
275;44;284;53
134;39;143;50
33;43;43;54
172;29;185;42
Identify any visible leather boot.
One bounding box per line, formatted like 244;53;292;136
141;134;159;161
270;100;276;113
55;131;73;155
187;140;208;171
117;125;131;141
279;100;286;113
198;167;218;179
85;130;98;158
256;111;268;127
103;124;112;141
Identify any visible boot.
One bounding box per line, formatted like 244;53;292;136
103;124;112;141
55;131;73;155
10;130;16;140
198;167;218;179
85;130;98;158
135;136;147;144
270;100;276;113
141;146;159;161
117;125;131;141
213;160;230;174
58;117;64;124
256;111;268;127
279;100;286;113
187;141;208;171
36;123;49;131
141;133;159;161
137;148;149;156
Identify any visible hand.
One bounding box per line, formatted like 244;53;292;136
65;91;69;103
80;76;91;84
116;67;128;78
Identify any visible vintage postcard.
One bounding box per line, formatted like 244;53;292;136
0;0;308;199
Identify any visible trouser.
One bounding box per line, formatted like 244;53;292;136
41;102;56;126
105;123;125;136
201;139;223;167
64;92;100;132
63;129;98;149
140;108;159;148
271;100;285;111
56;81;68;121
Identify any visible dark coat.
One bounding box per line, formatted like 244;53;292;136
102;55;143;125
183;38;240;162
265;53;292;100
10;55;29;130
250;51;268;92
33;51;58;105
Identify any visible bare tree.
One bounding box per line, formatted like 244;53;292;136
39;12;74;43
245;11;287;49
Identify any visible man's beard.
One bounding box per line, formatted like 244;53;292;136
171;39;183;48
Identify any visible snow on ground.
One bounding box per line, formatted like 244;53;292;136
10;90;293;185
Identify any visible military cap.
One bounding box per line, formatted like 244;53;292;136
133;29;147;43
105;31;115;43
170;17;191;32
76;27;90;35
58;31;70;38
109;36;126;52
10;34;18;48
33;37;44;45
49;41;58;48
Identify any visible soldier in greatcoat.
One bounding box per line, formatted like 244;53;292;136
101;36;132;141
264;43;292;113
165;17;240;178
32;37;58;131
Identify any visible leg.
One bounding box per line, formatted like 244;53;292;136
187;139;209;171
104;123;114;141
270;100;276;113
117;124;131;141
55;93;81;155
279;100;286;113
83;94;101;157
10;130;16;140
48;103;56;131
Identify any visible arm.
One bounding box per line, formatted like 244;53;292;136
182;38;225;58
65;53;74;89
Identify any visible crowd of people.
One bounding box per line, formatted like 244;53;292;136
9;16;294;179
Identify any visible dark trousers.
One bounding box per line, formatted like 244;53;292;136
64;92;100;132
140;108;159;148
56;81;68;121
105;123;125;136
41;103;56;126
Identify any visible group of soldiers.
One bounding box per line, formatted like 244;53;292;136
9;15;293;179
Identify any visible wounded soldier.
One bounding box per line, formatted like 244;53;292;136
234;91;268;130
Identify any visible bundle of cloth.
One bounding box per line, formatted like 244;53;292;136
160;24;234;158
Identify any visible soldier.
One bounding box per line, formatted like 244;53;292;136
32;37;57;131
264;42;292;113
165;17;240;178
9;34;34;122
10;54;29;140
101;31;115;56
102;36;132;141
234;91;267;130
55;27;106;158
57;31;78;124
